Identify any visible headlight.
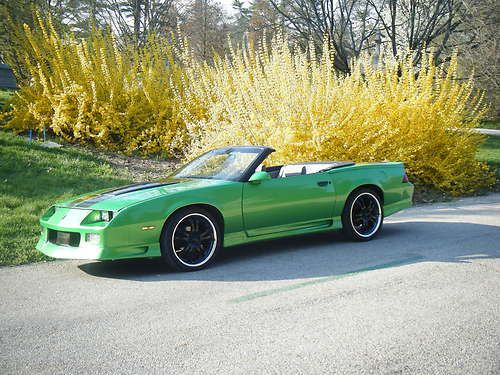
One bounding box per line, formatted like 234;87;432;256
82;210;114;224
99;210;113;222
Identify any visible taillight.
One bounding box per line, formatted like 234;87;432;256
402;171;410;183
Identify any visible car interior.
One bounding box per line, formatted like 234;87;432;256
256;162;355;178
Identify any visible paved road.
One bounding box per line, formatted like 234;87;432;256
1;195;499;375
476;128;500;136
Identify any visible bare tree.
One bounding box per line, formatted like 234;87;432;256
266;0;468;72
100;0;181;45
267;0;381;72
368;0;465;65
181;0;229;60
454;0;498;117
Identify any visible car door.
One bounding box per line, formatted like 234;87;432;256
242;172;335;237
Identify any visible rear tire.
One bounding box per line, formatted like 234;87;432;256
341;188;383;241
160;207;221;271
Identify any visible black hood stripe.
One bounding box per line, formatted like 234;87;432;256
64;182;179;208
108;182;172;196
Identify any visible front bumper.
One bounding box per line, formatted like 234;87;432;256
36;226;160;260
36;224;113;260
36;234;106;260
37;207;160;260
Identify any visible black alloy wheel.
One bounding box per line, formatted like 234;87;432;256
161;208;221;271
341;188;383;241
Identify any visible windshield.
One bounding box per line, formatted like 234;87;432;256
172;148;262;181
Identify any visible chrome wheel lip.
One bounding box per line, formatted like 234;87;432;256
171;213;217;267
349;192;382;238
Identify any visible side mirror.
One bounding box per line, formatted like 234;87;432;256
248;171;271;184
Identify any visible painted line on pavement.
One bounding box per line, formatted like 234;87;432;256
228;255;425;303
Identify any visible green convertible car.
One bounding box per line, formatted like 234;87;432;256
37;146;414;271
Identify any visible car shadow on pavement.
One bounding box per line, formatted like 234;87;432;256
78;221;500;282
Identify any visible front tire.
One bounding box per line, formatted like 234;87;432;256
160;207;221;271
341;188;383;241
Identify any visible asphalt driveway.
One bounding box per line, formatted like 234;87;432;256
1;194;499;374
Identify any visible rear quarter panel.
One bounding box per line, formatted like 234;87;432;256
327;162;413;218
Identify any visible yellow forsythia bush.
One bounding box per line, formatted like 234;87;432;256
3;16;493;195
178;38;494;195
4;13;187;156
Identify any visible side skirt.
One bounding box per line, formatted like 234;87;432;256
223;218;343;248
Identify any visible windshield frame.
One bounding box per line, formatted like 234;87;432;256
170;146;275;182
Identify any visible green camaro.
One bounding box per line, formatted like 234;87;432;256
37;146;414;271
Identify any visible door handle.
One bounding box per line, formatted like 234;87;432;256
317;180;330;187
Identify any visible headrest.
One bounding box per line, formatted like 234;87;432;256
304;163;336;174
278;164;307;177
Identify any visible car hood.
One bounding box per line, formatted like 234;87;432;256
55;177;230;211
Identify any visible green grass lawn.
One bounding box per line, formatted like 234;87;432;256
477;135;500;182
0;90;13;108
0;131;132;266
